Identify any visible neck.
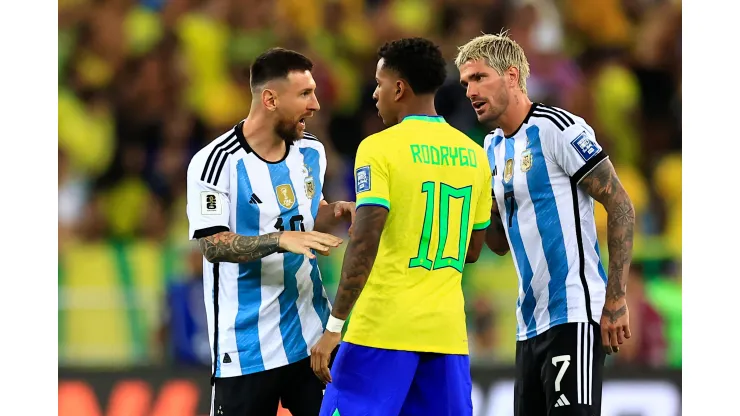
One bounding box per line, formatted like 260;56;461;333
242;109;286;162
497;93;533;137
397;97;438;124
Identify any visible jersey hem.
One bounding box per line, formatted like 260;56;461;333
342;338;469;356
573;152;608;184
473;219;491;230
215;350;311;377
192;225;229;240
515;316;592;341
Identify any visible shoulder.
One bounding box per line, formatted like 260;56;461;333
528;103;595;143
187;127;241;180
295;131;326;154
483;129;505;152
357;128;393;154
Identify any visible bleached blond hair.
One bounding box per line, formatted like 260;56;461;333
454;31;531;95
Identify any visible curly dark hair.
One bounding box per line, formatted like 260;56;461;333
377;37;447;95
250;48;313;90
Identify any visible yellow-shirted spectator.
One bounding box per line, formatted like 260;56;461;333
653;153;681;255
593;63;641;167
563;0;632;50
58;88;115;177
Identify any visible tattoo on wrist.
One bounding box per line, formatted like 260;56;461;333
602;304;627;324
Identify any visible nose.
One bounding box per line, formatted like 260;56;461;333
308;93;320;111
372;86;379;102
465;84;477;100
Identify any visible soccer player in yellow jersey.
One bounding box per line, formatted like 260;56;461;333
310;38;493;416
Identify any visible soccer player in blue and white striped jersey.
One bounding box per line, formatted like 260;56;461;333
456;34;636;416
186;48;355;416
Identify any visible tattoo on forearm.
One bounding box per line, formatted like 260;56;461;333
198;232;281;263
332;206;387;319
579;161;635;304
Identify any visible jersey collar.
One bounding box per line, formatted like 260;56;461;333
401;115;446;123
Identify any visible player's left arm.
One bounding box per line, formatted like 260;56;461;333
579;158;635;354
548;124;635;355
315;199;356;235
306;137;357;234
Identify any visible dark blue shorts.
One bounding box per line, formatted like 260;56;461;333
319;342;472;416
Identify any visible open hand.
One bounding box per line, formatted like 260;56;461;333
278;231;342;259
600;299;631;355
332;201;356;236
310;331;341;384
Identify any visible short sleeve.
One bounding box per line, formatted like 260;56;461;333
354;138;390;210
186;152;231;240
483;132;500;200
545;124;609;183
473;154;493;231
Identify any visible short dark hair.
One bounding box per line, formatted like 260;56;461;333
377;38;447;95
250;48;314;90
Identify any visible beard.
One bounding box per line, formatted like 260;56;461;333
274;117;302;144
478;90;510;126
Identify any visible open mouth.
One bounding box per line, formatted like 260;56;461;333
299;118;306;127
472;101;488;115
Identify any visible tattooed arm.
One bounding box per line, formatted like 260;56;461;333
486;203;509;256
578;158;635;354
331;205;388;319
197;232;282;263
198;230;343;263
309;205;387;383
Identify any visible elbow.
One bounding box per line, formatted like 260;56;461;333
485;240;510;256
465;252;480;264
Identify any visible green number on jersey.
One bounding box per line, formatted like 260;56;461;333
408;181;472;273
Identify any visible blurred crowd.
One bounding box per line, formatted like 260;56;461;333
58;0;682;369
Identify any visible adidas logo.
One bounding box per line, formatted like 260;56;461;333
249;194;262;204
223;353;232;364
554;394;570;407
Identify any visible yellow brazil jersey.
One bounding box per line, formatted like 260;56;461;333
343;115;492;355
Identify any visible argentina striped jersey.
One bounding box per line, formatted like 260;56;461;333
484;103;608;341
186;120;331;377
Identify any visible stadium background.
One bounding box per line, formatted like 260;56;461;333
58;0;682;414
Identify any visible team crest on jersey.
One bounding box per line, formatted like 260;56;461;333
275;184;296;210
302;163;316;198
521;150;532;172
304;176;316;199
504;158;514;183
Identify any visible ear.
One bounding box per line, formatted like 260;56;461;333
394;80;407;102
507;66;520;90
262;88;278;111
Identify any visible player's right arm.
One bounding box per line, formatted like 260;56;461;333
186;152;342;263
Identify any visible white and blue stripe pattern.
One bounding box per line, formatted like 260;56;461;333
485;104;607;341
209;135;331;377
